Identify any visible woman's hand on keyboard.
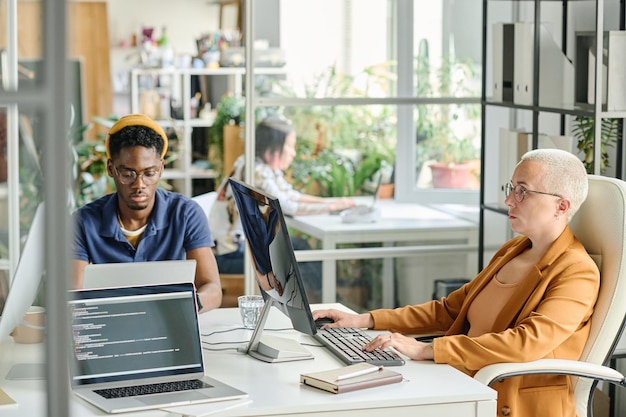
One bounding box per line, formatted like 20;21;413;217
312;309;374;329
363;333;435;361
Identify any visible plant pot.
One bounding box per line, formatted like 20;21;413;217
429;161;480;189
378;183;395;199
223;125;245;176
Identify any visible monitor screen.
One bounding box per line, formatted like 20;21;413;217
0;202;45;343
228;178;317;362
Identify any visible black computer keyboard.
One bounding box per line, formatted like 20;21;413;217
314;327;405;366
94;379;212;399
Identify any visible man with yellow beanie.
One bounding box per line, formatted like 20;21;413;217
72;114;222;312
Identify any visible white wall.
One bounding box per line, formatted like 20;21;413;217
107;0;221;55
107;0;222;115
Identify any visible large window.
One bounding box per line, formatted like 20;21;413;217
240;0;482;311
251;0;482;204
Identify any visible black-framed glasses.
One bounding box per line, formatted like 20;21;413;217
504;182;562;203
113;166;161;185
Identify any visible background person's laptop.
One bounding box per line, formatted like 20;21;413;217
68;283;247;413
83;260;196;289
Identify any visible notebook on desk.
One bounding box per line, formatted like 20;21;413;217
68;283;247;414
82;260;196;289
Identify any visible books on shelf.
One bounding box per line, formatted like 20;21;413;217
300;363;403;394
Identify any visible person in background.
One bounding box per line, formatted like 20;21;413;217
72;114;222;312
313;148;599;417
209;116;356;302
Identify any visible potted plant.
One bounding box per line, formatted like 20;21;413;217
271;63;397;197
209;93;245;178
572;116;621;174
414;39;481;189
289;147;393;198
426;136;480;189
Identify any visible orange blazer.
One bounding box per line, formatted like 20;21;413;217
371;226;600;417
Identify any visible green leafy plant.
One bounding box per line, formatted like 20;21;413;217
208;93;245;175
572;116;621;174
414;39;480;168
289;148;392;197
266;63;397;197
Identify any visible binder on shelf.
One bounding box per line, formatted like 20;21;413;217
513;22;574;108
498;128;573;209
513;22;534;106
492;23;514;102
576;31;626;111
498;128;528;208
539;24;575;108
606;32;626;110
587;46;608;106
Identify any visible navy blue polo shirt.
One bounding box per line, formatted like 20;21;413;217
73;188;214;263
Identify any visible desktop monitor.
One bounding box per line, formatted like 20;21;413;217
228;178;317;363
0;202;45;343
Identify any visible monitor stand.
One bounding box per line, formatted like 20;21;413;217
243;299;314;363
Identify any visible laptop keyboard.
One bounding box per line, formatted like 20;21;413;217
94;379;212;399
315;327;405;366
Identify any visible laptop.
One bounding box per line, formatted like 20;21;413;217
68;283;247;413
82;260;196;289
338;176;384;223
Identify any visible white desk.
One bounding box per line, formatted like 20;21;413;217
0;304;497;417
286;201;478;307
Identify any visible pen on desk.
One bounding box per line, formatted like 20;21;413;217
335;365;384;381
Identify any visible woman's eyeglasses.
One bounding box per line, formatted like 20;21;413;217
504;182;562;203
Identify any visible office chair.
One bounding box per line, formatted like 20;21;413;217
192;191;244;307
474;175;626;417
192;191;218;219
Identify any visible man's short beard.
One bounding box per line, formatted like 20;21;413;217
129;204;148;211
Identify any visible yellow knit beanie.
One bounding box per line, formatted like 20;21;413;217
105;114;168;159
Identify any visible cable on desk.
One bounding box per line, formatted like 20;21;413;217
201;341;245;351
202;339;250;345
200;327;298;351
200;327;293;337
201;327;246;337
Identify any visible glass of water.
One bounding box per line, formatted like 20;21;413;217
238;295;265;329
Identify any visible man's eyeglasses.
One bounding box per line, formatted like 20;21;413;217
504;182;562;203
113;166;161;185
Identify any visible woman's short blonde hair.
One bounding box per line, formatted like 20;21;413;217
520;149;588;221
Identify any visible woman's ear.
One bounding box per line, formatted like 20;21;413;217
263;149;280;168
557;198;571;217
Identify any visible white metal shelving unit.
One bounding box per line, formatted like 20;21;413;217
129;66;286;196
478;0;626;269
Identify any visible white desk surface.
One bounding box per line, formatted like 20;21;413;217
285;201;478;306
0;304;496;417
286;200;476;242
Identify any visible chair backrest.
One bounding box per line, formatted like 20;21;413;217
192;191;218;219
568;175;626;416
